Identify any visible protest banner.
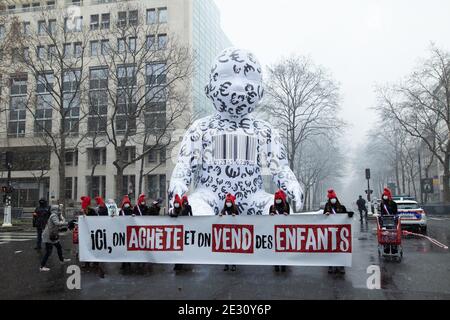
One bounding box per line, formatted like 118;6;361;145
78;214;352;266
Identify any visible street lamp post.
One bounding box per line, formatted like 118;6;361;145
2;153;13;227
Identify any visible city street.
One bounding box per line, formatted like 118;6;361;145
0;214;449;300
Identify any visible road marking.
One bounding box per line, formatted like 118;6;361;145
0;232;36;245
429;217;450;221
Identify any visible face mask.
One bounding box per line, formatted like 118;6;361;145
226;202;232;208
275;199;282;204
383;196;388;200
183;202;188;206
124;204;130;209
141;201;146;206
330;199;337;205
174;203;180;208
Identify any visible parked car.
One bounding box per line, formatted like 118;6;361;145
394;199;427;233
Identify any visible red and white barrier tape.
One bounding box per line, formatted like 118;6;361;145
402;231;449;249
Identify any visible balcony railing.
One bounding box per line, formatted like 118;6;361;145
0;4;56;15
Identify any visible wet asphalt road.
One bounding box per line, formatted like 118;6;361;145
0;215;449;300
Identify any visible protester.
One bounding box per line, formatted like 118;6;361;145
33;198;50;250
81;196;96;216
380;188;398;217
148;198;163;216
119;195;134;216
323;189;349;275
181;195;193;217
95;196;108;216
219;194;239;272
356;195;368;222
133;194;149;216
106;199;119;216
39;205;71;271
269;189;290;272
169;194;183;217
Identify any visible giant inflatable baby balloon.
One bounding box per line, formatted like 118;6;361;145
169;48;304;215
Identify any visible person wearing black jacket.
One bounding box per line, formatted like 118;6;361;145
148;198;162;216
324;189;351;275
181;195;193;216
119;195;134;216
220;194;239;272
269;189;290;272
95;196;108;216
356;195;368;221
170;195;186;271
81;196;97;216
133;194;149;216
380;188;398;216
33;199;50;250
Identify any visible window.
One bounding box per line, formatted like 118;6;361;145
117;38;125;53
116;147;136;163
73;42;82;58
0;25;5;39
129;37;136;52
8;77;27;138
47;1;55;7
147;148;157;163
118;11;127;27
87;176;106;198
101;39;110;55
146;63;166;85
23;22;30;35
129;10;138;26
35;73;54;135
0;49;3;61
66;16;82;32
146;147;166;164
38;20;46;35
37;46;46;59
147;174;166;204
90;41;99;56
145;101;166;130
23;4;30;11
146;35;155;50
63;43;72;58
158;7;167;23
117;65;136;87
47;45;57;60
116;89;136;133
65;177;74;200
48;19;56;35
146;9;156;25
88;68;108;133
158;34;167;50
160;147;166;164
74;16;83;32
65;149;78;166
89;148;107;166
101;13;110;29
23;48;30;62
63;70;81;134
122;175;135;199
90;15;99;30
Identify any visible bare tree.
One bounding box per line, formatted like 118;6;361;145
1;9;92;210
376;46;450;202
263;55;342;171
92;3;193;200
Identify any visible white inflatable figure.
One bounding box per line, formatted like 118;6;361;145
106;199;119;217
169;48;304;215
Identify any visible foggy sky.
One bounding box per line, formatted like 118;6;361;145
214;0;450;206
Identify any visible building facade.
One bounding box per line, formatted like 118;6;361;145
0;0;230;210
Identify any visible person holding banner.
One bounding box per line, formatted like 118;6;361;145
323;189;348;275
148;198;163;216
95;196;109;216
81;196;96;216
170;195;192;271
119;195;134;216
220;194;239;272
133;194;149;216
269;190;290;272
181;195;193;216
169;194;183;217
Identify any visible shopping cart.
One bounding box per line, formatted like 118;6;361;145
377;215;403;262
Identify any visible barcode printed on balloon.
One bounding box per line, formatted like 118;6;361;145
212;134;257;163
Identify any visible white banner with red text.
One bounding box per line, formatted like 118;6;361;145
78;214;353;266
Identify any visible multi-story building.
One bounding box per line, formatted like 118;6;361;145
0;0;231;211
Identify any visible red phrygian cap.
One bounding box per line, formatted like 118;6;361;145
95;196;105;207
173;194;183;207
182;195;189;204
137;194;146;205
274;189;287;203
383;188;392;200
120;195;132;208
225;193;236;205
327;189;337;200
81;196;91;210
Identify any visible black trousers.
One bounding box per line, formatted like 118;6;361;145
36;228;43;248
41;242;64;267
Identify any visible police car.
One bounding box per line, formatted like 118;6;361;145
393;198;427;232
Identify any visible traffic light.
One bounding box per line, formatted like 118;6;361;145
1;185;13;193
365;168;371;180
